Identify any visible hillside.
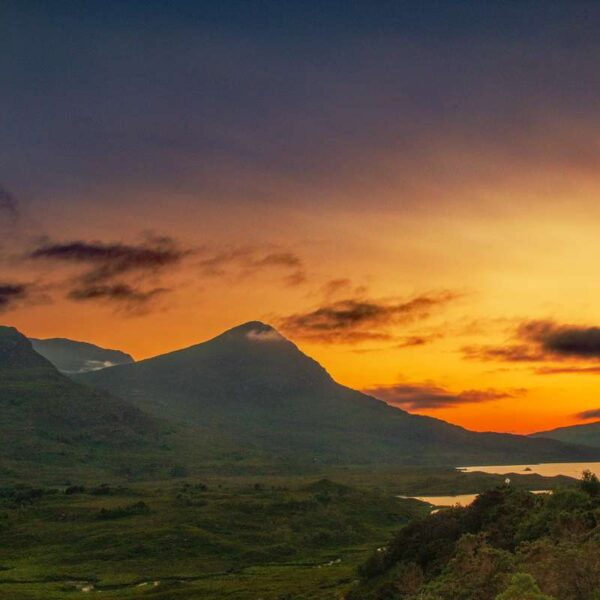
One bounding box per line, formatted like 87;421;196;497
349;475;600;599
0;326;165;481
30;337;134;373
532;420;600;448
77;322;600;466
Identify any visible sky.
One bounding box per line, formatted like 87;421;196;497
2;1;600;434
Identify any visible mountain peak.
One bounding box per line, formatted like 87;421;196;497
0;325;53;370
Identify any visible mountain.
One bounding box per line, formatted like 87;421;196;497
0;326;163;481
532;421;600;448
30;337;134;373
77;322;600;466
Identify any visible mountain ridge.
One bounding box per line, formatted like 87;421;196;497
532;420;600;448
77;321;600;466
30;336;134;373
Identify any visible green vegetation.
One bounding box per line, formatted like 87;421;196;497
0;465;581;600
350;471;600;600
0;475;428;599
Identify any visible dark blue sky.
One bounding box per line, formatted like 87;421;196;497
2;0;599;211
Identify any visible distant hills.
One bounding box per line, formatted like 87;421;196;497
532;421;600;448
0;326;164;482
30;337;134;373
77;321;600;466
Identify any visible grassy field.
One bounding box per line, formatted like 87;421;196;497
0;467;576;600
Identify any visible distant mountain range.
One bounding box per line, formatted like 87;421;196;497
75;321;600;467
2;321;598;481
532;421;600;448
30;337;134;373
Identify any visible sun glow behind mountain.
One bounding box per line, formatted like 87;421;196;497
2;2;600;434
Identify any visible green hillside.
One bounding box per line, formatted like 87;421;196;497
532;420;600;448
77;322;600;467
350;474;600;600
0;326;167;481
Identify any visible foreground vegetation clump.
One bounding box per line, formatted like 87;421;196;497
350;471;600;600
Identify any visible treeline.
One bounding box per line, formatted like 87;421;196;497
350;472;600;600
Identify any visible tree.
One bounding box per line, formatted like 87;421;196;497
496;573;554;600
579;469;600;497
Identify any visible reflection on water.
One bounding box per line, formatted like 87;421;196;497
407;490;550;507
458;461;600;479
408;494;479;507
398;461;599;510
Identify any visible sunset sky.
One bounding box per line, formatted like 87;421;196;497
2;1;600;434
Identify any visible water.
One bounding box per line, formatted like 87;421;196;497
399;461;599;508
407;490;550;507
458;461;600;479
405;493;479;507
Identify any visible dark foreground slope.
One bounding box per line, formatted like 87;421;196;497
78;322;598;466
350;476;600;600
30;337;134;373
0;326;164;480
532;420;600;448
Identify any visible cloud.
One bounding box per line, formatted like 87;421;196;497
197;245;306;287
518;320;600;358
29;236;186;312
30;236;185;277
0;185;18;219
0;282;29;312
68;282;167;303
318;278;368;300
396;334;442;349
535;366;600;376
246;328;284;343
462;344;545;363
277;290;459;344
575;408;600;421
463;320;600;368
364;382;521;410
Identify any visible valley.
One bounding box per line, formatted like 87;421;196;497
0;467;578;600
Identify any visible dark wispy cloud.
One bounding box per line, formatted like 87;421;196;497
575;408;600;421
198;246;306;286
535;366;600;376
519;321;600;359
463;320;600;370
30;237;185;277
0;282;29;312
396;334;442;349
364;382;522;410
29;236;187;313
462;344;545;363
278;291;459;344
67;283;167;304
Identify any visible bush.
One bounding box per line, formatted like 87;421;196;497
495;573;554;600
97;501;150;520
580;470;600;497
